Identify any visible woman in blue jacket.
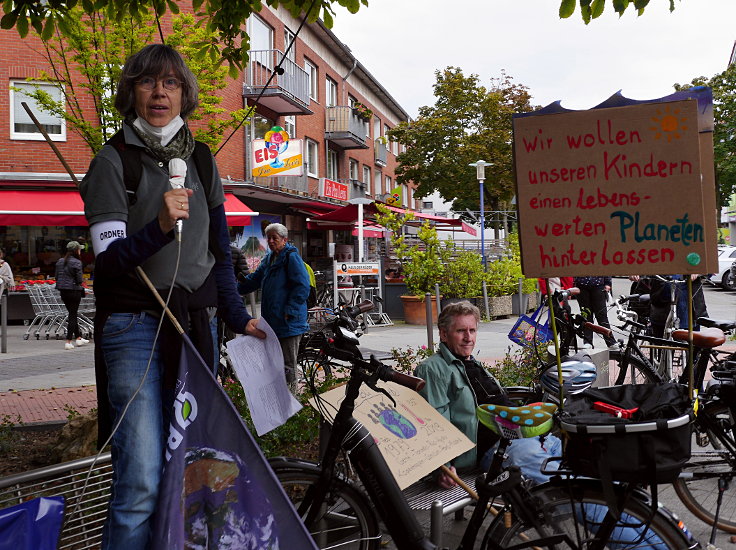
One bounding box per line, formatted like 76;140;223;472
239;223;310;387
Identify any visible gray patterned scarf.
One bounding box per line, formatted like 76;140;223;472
131;121;195;164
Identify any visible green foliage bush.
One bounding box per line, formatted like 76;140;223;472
485;341;549;387
439;243;485;299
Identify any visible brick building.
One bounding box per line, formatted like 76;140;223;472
0;4;417;286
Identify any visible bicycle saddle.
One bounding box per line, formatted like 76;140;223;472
697;317;736;332
672;327;726;348
476;402;557;440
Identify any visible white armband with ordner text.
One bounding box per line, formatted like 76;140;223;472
90;221;127;255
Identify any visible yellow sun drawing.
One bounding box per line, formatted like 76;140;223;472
649;105;688;142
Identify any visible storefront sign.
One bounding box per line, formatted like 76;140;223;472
251;133;303;178
336;262;380;276
320;178;349;201
513;97;716;277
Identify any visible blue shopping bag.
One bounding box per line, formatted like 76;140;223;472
0;496;65;550
508;304;553;347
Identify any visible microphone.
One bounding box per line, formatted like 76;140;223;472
168;158;187;241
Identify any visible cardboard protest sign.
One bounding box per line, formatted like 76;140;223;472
513;95;716;277
310;382;474;490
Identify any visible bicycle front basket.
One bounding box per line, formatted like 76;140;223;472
559;382;693;484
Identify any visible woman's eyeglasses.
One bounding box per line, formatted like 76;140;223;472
135;76;181;91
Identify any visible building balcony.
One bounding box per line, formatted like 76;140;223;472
324;106;370;149
374;140;388;167
253;172;309;195
243;50;312;115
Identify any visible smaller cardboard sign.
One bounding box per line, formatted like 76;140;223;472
336;262;380;276
310;381;474;490
251;138;304;177
320;178;349;201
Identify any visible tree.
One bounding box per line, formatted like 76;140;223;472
0;0;367;75
388;67;535;220
18;8;251;153
558;0;679;23
674;67;736;209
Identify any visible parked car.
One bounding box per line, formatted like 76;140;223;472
730;260;736;291
710;245;736;290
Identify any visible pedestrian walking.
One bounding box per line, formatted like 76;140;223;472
54;241;89;350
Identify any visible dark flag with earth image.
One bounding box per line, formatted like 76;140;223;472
151;335;317;549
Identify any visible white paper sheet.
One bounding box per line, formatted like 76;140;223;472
225;319;302;436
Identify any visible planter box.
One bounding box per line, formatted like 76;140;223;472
512;292;540;315
488;295;513;318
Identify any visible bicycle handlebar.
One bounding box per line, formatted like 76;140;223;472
584;322;613;337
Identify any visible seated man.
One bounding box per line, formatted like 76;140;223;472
414;300;561;488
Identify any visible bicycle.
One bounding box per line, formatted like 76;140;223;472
269;299;698;549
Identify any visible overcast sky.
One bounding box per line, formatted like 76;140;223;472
330;0;736;118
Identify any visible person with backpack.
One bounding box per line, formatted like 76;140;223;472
238;223;310;390
54;241;89;350
79;44;265;550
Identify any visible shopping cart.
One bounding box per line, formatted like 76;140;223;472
23;283;94;340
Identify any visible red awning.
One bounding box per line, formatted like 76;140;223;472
0;190;255;226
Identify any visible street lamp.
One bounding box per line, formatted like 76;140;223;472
469;160;492;268
348;197;373;262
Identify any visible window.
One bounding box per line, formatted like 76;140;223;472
402;184;408;207
305;60;318;101
363;166;371;194
284;28;296;61
374;171;382;198
326;149;338;180
250;15;273;51
373;116;381;141
385;176;392;195
11;81;66;140
392;140;399;156
306;139;318;177
422;201;433;210
349;159;359;181
325;76;337;107
283;115;296;138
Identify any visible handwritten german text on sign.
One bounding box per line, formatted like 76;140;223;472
514;99;713;277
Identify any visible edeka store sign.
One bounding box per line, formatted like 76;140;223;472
513;93;717;278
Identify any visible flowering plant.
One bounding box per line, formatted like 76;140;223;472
390;344;437;374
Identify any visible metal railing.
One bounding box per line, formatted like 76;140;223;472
243;49;310;107
374;140;388;166
325;106;369;144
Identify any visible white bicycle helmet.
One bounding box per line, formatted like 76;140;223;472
540;353;597;398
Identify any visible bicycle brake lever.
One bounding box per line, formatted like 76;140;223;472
366;380;397;407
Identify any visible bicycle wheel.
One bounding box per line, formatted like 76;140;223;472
608;349;659;386
273;462;381;549
673;398;736;533
484;479;696;549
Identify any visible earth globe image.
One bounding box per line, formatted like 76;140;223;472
183;447;279;549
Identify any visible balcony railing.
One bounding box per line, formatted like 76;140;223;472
243;50;311;115
374;140;388;167
325;106;369;149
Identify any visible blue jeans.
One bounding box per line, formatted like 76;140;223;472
481;434;562;485
100;313;219;549
101;312;165;550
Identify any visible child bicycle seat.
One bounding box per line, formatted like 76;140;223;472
477;402;557;440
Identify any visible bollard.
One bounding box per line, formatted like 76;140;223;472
425;292;434;349
482;280;490;320
435;283;442;314
1;293;6;353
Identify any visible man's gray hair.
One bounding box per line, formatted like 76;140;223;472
115;44;199;120
264;223;288;238
437;301;480;331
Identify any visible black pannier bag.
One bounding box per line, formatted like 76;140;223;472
559;382;693;485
